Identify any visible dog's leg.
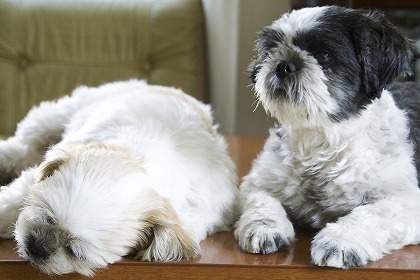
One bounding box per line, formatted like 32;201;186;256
234;190;295;254
311;193;420;268
0;95;81;185
0;80;147;186
135;195;201;262
0;167;36;238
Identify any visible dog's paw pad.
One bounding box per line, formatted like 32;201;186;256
236;223;292;254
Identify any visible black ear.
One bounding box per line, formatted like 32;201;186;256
247;58;260;84
355;11;420;98
247;27;285;85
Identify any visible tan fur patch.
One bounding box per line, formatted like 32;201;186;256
37;154;69;182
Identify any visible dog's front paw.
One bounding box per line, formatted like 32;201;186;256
135;226;201;262
234;219;294;254
311;225;378;268
311;239;366;268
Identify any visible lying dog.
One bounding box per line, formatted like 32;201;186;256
234;6;420;268
0;80;238;275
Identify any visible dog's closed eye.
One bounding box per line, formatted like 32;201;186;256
45;216;56;225
65;239;87;260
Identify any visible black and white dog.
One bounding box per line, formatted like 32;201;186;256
234;6;420;268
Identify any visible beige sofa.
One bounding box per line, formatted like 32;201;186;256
1;1;418;138
0;0;206;137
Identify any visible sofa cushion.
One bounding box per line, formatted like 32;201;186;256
0;0;205;136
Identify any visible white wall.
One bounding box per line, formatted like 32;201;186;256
202;0;291;135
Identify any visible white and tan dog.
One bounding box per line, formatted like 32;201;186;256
0;80;238;276
234;6;420;268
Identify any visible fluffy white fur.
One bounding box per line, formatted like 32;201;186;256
235;6;420;268
0;80;238;276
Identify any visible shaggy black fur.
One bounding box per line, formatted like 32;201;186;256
389;82;420;183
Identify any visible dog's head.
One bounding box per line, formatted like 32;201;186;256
14;144;149;276
249;6;420;127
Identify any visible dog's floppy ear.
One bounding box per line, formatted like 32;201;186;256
247;58;261;84
355;10;420;98
37;153;69;182
248;27;284;85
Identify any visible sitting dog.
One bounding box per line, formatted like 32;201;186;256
234;6;420;268
0;80;238;276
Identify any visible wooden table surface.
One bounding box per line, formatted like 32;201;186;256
1;136;420;279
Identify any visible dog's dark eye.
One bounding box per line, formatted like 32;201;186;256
314;50;332;65
65;243;86;260
65;239;87;260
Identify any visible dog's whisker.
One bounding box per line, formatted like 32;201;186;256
251;100;261;113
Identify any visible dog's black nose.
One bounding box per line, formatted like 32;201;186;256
26;234;51;260
276;60;298;79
